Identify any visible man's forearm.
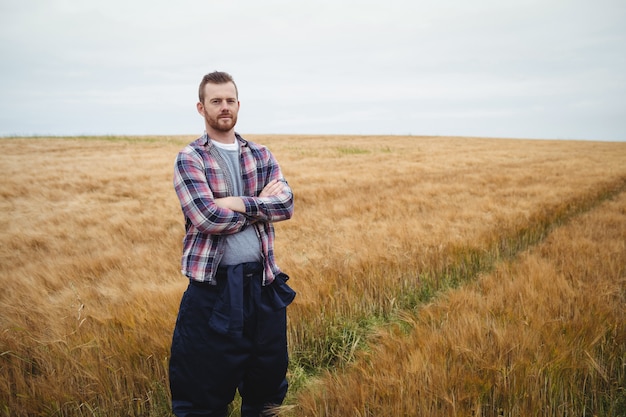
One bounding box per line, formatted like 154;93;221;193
214;197;246;213
214;179;287;214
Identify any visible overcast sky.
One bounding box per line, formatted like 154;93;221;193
1;0;625;141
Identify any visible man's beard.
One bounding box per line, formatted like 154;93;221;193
205;110;237;132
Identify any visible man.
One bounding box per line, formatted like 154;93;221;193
169;71;296;417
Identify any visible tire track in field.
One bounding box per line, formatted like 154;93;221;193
290;176;626;377
401;175;626;308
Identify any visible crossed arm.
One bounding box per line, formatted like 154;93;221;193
214;179;286;213
175;148;293;235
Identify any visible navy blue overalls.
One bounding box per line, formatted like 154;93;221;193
169;262;296;417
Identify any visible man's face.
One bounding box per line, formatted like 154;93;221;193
197;82;240;132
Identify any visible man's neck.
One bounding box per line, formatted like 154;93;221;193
207;127;236;144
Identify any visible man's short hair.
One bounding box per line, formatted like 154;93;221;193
198;71;238;103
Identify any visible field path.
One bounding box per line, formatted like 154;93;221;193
290;183;626;416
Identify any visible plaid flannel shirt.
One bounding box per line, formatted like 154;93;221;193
173;133;294;285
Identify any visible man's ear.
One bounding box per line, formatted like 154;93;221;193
196;101;204;115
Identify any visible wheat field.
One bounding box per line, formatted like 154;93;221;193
0;135;624;416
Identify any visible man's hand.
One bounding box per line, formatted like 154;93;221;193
259;179;286;197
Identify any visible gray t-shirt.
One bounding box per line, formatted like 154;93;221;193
212;140;262;265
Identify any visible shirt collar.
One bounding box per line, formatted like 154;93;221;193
201;131;248;147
